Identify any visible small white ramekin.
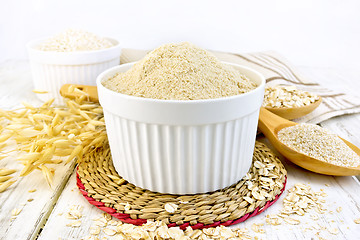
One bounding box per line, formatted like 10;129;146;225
97;63;265;194
27;37;121;105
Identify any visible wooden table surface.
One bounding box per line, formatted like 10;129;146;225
0;60;359;240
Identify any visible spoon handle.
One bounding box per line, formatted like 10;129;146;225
258;107;296;137
60;84;99;103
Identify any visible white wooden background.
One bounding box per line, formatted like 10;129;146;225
0;60;360;239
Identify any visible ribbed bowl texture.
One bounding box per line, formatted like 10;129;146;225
97;62;265;194
27;38;121;105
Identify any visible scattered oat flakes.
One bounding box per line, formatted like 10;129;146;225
28;189;37;193
284;217;300;225
103;228;117;236
280;183;326;217
328;227;339;235
141;221;157;232
66;205;83;219
107;220;118;226
89;225;101;235
354;218;360;224
66;220;81;227
320;192;327;197
251;187;265;200
94;217;108;227
243;196;254;204
11;208;22;216
102;213;112;221
164;203;178;213
82;236;99;240
124;202;130;211
27;198;34;202
266;214;282;226
168;227;185;239
251;223;265;234
116;222;135;234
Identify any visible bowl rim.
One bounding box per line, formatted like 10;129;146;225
96;62;266;104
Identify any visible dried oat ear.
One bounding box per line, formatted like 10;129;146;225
0;91;106;190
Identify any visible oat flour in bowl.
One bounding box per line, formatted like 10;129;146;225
103;42;256;100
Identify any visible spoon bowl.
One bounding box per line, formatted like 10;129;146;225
60;84;99;102
265;97;322;120
259;107;360;176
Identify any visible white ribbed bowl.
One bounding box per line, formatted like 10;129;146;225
27;37;121;105
97;63;265;194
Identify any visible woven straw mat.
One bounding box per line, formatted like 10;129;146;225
76;141;287;229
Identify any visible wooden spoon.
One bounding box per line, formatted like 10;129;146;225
265;97;322;120
60;84;99;103
258;107;360;176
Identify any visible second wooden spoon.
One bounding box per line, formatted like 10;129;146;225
265;96;322;120
258;107;360;176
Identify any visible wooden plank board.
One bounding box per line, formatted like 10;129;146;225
0;61;78;240
37;171;112;240
0;153;76;240
37;66;360;239
36;136;360;239
1;62;360;239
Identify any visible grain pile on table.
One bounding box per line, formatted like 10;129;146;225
263;85;319;108
278;123;360;168
0;89;107;190
103;42;257;100
60;183;355;239
259;183;344;237
64;209;252;239
39;29;114;52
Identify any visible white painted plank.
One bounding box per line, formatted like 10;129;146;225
37;171;114;240
0;60;41;110
0;61;77;240
297;66;360;97
2;61;360;239
0;153;76;240
36;136;360;240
